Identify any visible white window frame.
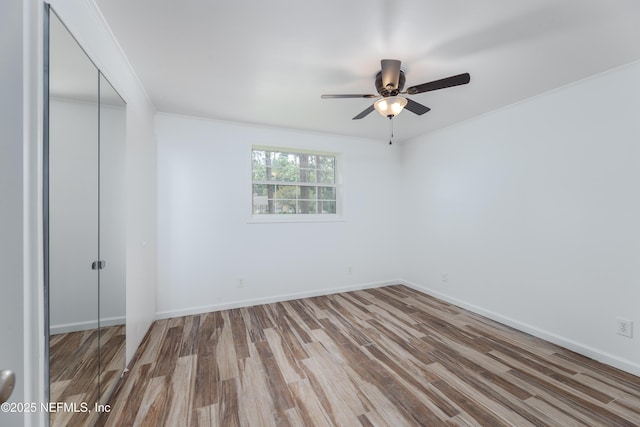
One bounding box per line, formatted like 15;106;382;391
249;145;344;223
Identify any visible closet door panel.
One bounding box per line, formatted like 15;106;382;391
47;9;101;426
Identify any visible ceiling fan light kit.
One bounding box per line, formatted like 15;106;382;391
321;59;471;139
374;96;408;117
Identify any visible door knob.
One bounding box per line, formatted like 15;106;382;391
0;369;15;404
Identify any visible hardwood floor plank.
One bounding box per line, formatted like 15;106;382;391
317;318;446;426
179;315;201;357
133;375;170;427
215;313;239;381
193;354;218;409
272;313;309;362
527;394;604;427
152;325;184;377
218;378;240;427
136;320;168;365
229;315;250;360
299;355;365;426
100;363;151;427
254;340;295;412
242;306;267;343
431;377;523;427
237;348;277;427
509;368;637;426
196;313;219;357
286;299;322;330
324;307;373;347
58;331;100;398
277;304;314;344
255;304;276;329
364;343;459;418
262;327;305;384
163;355;195;427
288;379;333;427
49;330;87;382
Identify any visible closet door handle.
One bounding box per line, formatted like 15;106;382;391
91;260;106;270
0;369;15;404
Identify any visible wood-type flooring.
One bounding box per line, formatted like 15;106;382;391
50;324;126;427
99;285;640;426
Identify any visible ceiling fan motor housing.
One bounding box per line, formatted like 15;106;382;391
375;70;405;97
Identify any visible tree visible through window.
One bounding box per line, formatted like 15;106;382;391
252;147;337;215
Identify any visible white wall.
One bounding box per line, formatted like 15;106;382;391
399;60;640;375
1;1;46;425
0;1;28;425
156;114;401;317
49;0;157;364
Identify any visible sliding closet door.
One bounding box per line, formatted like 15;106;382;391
46;7;128;422
47;8;101;424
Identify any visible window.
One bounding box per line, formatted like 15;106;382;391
251;147;340;218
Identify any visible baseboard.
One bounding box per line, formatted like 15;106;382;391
155;279;400;320
400;280;640;377
50;315;126;335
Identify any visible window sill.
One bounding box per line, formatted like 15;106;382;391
248;215;345;224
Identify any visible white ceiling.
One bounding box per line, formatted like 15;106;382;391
95;0;640;143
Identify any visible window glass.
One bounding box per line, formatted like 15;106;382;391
252;147;338;216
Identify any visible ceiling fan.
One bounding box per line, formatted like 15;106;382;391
321;59;470;121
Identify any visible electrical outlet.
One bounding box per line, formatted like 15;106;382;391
238;278;245;288
442;272;448;283
348;266;353;275
617;318;633;338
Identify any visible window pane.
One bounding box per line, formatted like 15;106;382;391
308;155;317;168
253;201;269;215
272;163;299;182
252;184;270;214
252;150;265;180
275;185;296;200
299;168;315;183
318;156;335;184
298;186;316;199
320;201;336;214
319;186;336;200
275;200;296;214
298;186;312;200
252;184;267;196
298;200;317;214
318;170;334;184
252;166;266;181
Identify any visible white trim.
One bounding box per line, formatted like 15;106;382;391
86;0;154;106
248;215;345;224
400;280;640;377
50;316;126;335
252;144;338;157
155;280;399;320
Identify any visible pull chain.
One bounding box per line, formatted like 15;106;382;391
389;116;394;145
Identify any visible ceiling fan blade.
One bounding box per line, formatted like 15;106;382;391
321;94;378;99
352;105;375;120
406;73;470;95
404;98;431;115
380;59;401;90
